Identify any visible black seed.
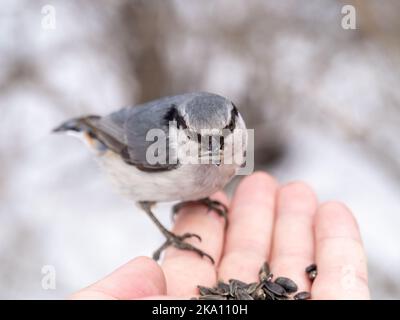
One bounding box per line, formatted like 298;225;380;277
264;281;287;296
305;264;317;273
235;288;254;300
252;287;267;300
229;280;237;296
259;262;272;282
214;281;229;296
229;279;247;296
305;264;318;281
215;281;230;295
274;277;298;293
267;273;274;281
199;294;228;300
246;282;259;294
193;262;316;300
260;261;271;275
263;288;275;300
233;279;248;288
197;285;218;296
308;270;317;281
294;291;311;300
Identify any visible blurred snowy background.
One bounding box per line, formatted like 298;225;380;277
1;0;400;299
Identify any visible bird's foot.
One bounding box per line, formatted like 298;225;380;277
200;198;229;227
152;231;215;264
171;198;229;228
171;201;195;221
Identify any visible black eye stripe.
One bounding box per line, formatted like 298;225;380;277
220;136;225;150
231;102;239;117
164;104;188;129
224;105;238;131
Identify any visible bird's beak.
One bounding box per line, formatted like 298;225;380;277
208;136;223;166
214;153;224;166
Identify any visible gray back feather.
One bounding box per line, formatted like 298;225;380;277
90;92;231;171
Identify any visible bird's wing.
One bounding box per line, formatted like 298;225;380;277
87;94;194;171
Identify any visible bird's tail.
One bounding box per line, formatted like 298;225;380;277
52;115;100;134
52;115;125;155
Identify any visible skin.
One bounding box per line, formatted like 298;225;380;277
70;172;370;300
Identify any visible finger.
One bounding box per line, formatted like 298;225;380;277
218;172;278;283
270;182;318;292
312;202;370;299
162;192;228;297
70;256;166;299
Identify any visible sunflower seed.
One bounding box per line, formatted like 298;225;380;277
305;264;318;281
252;286;267;300
199;294;228;300
215;281;230;295
259;262;273;282
264;281;287;296
235;288;254;300
274;277;298;293
197;285;218;296
245;282;259;294
234;279;248;288
305;264;317;273
192;261;305;301
308;270;317;280
229;279;238;296
263;288;275;300
229;279;247;296
294;291;311;300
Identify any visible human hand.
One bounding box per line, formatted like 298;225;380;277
71;172;370;300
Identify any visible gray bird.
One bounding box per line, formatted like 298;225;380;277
53;92;248;263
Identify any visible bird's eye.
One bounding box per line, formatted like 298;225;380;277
225;104;238;132
228;119;235;131
225;116;236;133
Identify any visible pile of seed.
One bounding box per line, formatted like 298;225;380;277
194;262;318;300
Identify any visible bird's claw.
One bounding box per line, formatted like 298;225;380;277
171;198;229;228
152;231;214;264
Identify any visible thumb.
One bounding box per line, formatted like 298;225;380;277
70;256;167;299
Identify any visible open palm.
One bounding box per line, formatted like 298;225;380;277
71;172;370;300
